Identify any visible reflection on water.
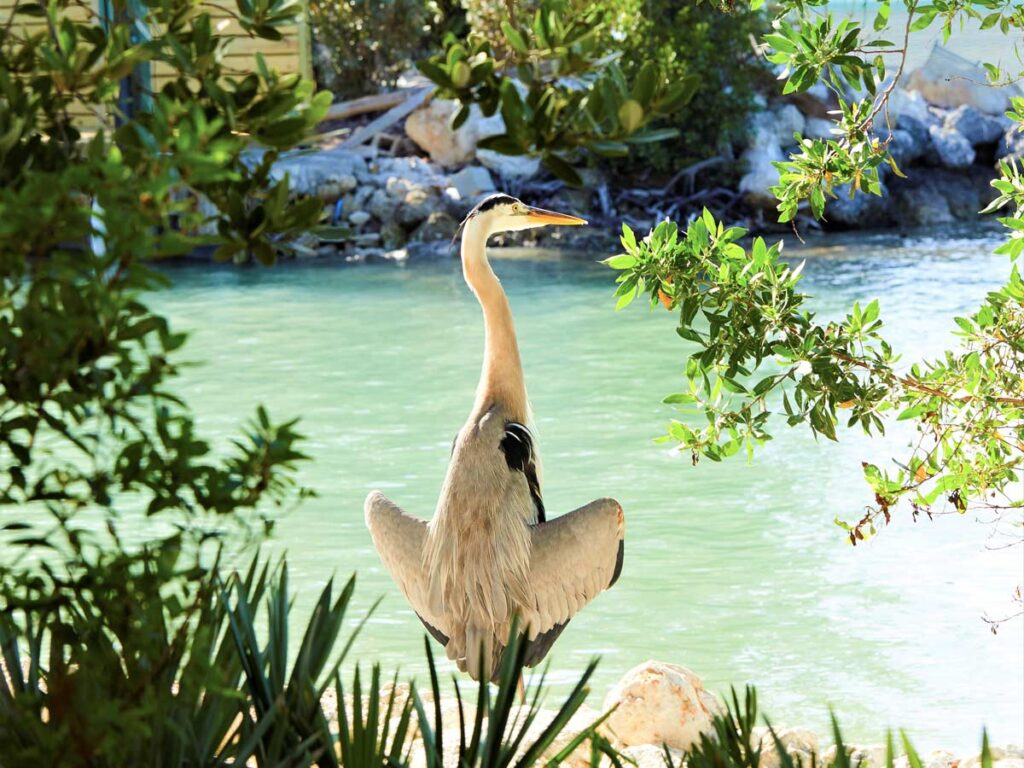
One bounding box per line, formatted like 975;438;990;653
153;224;1022;752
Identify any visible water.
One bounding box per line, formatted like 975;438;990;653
153;226;1023;754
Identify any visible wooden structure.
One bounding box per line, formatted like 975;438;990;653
0;0;312;131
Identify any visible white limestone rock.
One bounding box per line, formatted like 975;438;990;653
476;148;541;180
449;166;496;201
601;660;720;751
348;210;371;226
404;98;506;168
894;750;956;768
266;147;368;200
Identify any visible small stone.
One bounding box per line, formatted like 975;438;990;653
928;124;976;168
338;173;358;193
601;660;718;751
348;210;371;226
450;166;496;201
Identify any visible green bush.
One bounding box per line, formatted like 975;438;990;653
608;0;768;176
309;0;466;98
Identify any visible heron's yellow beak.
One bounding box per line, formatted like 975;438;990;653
524;206;588;226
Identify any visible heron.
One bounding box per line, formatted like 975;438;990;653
365;193;625;687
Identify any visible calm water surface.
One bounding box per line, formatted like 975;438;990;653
155;226;1023;753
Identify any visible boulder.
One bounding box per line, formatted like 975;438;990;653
826;178;892;228
368;188;399;222
404;99;506;168
894;750;957;768
755;727;819;768
879;88;933;128
773;104;806;143
906;46;1021;114
396;187;439;227
803;116;836;140
928;124;976;168
739;124;785;209
449;166;496;201
410;211;459;242
476;148;541;180
946;105;1005;145
889;167;993;226
888;127;927;167
601;660;720;751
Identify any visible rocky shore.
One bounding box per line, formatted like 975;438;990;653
269;46;1020;264
328;660;1023;768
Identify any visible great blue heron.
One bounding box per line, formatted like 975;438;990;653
365;193;625;685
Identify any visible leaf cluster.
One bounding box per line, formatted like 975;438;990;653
416;0;698;184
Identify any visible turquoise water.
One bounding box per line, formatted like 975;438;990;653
155;226;1023;753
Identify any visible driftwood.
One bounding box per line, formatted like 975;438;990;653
323;90;421;122
339;86;434;150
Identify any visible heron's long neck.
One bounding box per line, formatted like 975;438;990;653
462;222;528;421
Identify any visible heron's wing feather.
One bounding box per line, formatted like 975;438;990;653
525;497;624;645
500;421;545;522
364;491;449;641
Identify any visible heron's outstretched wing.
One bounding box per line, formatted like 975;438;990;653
522;498;624;666
364;491;450;645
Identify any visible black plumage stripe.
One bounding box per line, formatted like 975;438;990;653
416;612;449;647
499;421;545;523
522;620;569;668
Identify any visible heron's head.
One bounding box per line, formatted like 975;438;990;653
462;193;587;236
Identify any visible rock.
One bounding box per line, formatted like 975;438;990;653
619;744;683;768
368;188;399;222
410;211;458;242
928;124;976;168
906;46;1021;114
946;105;1005;145
827;178;892;228
889;167;993;226
380;220;406;249
449;166;496;201
396;187;438;227
997;127;1024;161
881;88;933;127
476;148;541;180
803;117;837;140
266;147;368;200
822;744;887;768
755;727;819;768
348;210;371;227
739;123;785;209
894;750;957;768
888;127;927;167
773;104;806;143
601;660;719;751
961;748;1023;768
404;99;506;168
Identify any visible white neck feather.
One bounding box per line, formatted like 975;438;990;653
461;218;528;421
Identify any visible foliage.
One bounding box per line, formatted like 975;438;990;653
416;0;700;184
603;1;1024;598
308;0;466;99
0;0;338;265
607;0;767;176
